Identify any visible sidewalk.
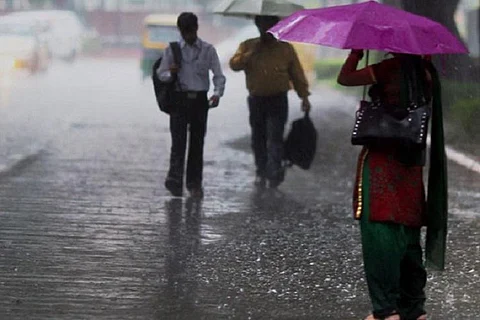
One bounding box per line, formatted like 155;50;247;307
0;72;59;174
0;65;478;319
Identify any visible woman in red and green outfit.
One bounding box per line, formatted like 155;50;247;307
337;49;447;320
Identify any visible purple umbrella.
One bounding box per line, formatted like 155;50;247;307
268;0;468;55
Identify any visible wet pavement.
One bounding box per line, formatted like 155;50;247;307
0;54;478;320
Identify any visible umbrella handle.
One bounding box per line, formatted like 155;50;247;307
362;50;370;101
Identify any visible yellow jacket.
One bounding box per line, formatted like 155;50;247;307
230;38;310;98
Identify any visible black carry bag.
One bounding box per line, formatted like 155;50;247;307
152;42;182;114
284;112;318;170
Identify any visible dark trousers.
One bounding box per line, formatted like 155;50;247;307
248;93;288;184
167;92;209;190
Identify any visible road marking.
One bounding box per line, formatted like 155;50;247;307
425;136;480;174
445;145;480;174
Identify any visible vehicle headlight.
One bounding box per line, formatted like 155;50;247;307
14;58;29;68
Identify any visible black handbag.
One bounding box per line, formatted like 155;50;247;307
351;59;431;148
351;99;430;148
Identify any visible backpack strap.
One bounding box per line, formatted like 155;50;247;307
170;41;182;68
169;41;182;91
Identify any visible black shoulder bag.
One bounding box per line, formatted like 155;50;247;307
351;55;431;149
152;42;182;114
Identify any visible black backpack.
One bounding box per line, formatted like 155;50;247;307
152;42;182;114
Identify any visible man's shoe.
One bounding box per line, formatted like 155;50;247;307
254;176;266;188
165;178;183;197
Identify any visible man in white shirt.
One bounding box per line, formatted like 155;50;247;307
157;12;226;198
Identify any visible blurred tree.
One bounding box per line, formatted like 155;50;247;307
402;0;461;42
401;0;476;80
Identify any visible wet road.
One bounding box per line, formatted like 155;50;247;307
0;58;478;320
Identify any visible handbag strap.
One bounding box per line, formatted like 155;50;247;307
362;50;370;101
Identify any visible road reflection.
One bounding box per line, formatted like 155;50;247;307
163;197;202;318
250;187;298;218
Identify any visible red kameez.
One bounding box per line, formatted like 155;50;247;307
344;56;428;228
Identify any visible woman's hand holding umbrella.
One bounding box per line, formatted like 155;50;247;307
349;49;364;60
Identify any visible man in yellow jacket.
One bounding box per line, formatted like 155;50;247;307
230;15;311;189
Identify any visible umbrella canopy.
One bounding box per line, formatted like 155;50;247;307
268;0;468;55
213;0;304;18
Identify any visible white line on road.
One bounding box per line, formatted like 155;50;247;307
445;145;480;174
426;136;480;174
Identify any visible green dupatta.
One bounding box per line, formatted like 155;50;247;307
425;62;448;271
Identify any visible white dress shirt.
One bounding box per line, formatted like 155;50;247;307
156;38;226;97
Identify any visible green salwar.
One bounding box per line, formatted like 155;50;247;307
360;159;427;320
